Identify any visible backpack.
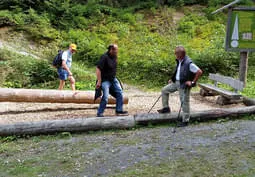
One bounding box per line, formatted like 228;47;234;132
52;50;63;68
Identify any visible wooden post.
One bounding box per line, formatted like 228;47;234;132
239;51;248;87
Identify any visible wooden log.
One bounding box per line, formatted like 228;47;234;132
216;96;243;106
199;88;218;97
135;106;255;125
0;88;128;104
0;116;135;136
243;97;255;106
1;106;255;136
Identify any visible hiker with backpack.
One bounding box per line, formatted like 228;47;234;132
53;44;77;91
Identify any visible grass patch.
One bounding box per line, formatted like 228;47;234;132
0;117;254;176
111;144;255;177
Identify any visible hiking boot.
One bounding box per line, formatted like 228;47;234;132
177;121;189;127
116;111;129;116
97;113;104;117
157;107;171;114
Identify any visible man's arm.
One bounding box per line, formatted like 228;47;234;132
193;69;203;83
61;51;72;76
96;67;102;88
62;60;72;76
185;69;202;87
186;63;203;87
96;55;105;88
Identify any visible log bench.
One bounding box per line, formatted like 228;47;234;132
198;73;244;105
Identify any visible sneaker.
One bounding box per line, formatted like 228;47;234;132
97;114;104;117
116;111;129;116
177;122;189;127
157;107;171;114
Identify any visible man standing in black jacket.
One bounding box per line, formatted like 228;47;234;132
96;44;128;117
158;46;203;127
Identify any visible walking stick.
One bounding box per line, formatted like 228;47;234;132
172;90;186;133
148;95;162;113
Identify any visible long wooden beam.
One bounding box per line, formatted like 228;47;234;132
0;88;128;104
135;105;255;125
0;106;255;136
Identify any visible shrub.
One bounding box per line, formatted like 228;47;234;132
0;49;57;88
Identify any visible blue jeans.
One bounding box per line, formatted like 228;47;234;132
57;68;69;80
97;78;123;115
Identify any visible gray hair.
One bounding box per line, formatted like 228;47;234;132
175;45;186;56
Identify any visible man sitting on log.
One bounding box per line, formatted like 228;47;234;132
157;46;203;127
96;44;128;117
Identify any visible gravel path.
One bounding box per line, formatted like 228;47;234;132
0;85;245;124
1;119;254;176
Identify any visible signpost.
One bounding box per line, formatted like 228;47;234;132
226;7;255;52
213;3;255;87
226;7;255;86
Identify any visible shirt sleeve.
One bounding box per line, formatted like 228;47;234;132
189;63;200;73
62;51;68;62
97;55;106;70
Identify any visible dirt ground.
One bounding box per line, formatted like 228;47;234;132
0;86;254;177
0;85;245;125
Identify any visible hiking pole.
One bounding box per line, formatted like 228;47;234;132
148;95;162;113
172;101;184;133
172;91;186;133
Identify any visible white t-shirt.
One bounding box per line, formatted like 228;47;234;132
62;50;72;68
176;60;200;81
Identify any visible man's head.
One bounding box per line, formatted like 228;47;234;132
69;44;77;54
108;44;118;57
175;46;186;60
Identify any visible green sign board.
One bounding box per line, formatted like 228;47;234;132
226;7;255;52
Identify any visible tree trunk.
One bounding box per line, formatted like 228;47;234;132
0;106;255;136
135;106;255;125
0;88;128;104
0;116;135;136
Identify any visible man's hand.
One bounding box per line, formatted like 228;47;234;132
69;72;73;76
185;81;196;87
96;80;101;89
185;81;192;87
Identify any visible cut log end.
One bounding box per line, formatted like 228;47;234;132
199;88;217;97
216;96;243;106
243;97;255;106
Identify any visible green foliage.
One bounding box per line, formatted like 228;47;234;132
20;9;60;42
71;62;96;90
0;48;57;88
1;1;255;90
178;14;208;37
0;10;25;26
0;136;18;143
